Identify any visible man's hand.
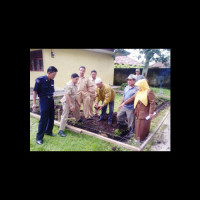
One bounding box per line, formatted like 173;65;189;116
98;105;104;111
77;102;81;108
94;103;98;107
149;114;154;120
32;103;37;112
70;105;75;112
118;103;124;111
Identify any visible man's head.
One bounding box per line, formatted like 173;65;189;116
47;66;58;80
91;70;97;80
127;74;136;87
95;78;103;89
135;69;140;75
71;73;79;84
79;66;86;77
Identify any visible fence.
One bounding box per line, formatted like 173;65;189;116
114;68;170;88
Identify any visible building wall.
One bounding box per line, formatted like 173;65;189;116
30;49;114;90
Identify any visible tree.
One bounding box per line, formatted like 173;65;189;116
139;49;170;77
112;49;130;60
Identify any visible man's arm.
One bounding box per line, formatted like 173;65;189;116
95;88;99;106
120;97;125;105
65;94;75;112
98;89;111;111
32;91;37;111
124;92;137;105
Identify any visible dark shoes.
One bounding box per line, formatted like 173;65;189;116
58;130;66;137
36;139;43;145
45;132;57;136
97;118;105;122
87;117;93;120
77;118;85;123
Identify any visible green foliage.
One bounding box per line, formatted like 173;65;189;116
114;129;121;136
139;49;170;67
120;83;128;90
113;93;124;112
112;49;130;60
114;64;143;69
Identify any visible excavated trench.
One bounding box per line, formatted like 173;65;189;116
30;96;170;145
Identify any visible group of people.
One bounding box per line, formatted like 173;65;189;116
58;66;116;137
32;66;155;145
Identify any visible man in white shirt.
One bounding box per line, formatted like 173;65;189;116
135;69;145;82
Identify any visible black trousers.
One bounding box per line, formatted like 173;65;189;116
36;96;54;141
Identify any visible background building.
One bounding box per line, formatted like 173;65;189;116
30;49;114;90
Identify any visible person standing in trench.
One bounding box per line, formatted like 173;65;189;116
117;74;138;139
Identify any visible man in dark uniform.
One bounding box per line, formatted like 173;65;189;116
32;66;58;145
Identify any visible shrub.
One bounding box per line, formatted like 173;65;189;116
121;83;128;90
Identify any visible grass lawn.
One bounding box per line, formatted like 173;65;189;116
30;116;129;151
150;87;170;97
30;88;170;151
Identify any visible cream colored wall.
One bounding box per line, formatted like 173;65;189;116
30;49;114;90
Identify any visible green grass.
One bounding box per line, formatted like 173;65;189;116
114;93;123;112
30;87;170;151
150;87;170;97
30;116;130;151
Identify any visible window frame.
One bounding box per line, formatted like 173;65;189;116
30;50;44;72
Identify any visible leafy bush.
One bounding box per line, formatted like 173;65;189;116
121;83;128;90
114;64;143;69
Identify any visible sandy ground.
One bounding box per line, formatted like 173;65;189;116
150;110;171;151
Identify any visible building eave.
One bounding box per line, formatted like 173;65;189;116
83;49;114;55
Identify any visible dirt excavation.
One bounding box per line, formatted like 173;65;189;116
30;96;170;150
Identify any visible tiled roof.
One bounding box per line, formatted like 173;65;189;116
150;62;170;68
114;56;143;66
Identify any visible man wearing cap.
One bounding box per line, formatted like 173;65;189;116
117;74;138;139
94;78;115;125
135;69;145;82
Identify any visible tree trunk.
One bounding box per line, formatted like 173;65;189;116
142;59;150;78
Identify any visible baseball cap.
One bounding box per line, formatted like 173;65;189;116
127;74;136;80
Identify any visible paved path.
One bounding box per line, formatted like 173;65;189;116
150;110;171;151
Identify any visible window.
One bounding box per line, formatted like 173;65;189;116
30;50;44;71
